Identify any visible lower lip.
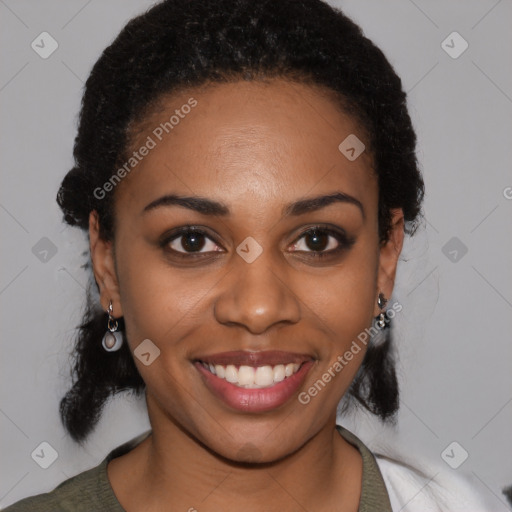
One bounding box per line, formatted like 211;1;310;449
195;361;314;413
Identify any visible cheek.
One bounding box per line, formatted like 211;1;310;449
117;251;212;346
301;242;378;386
311;247;378;334
115;250;213;411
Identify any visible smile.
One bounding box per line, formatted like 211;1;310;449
194;351;315;412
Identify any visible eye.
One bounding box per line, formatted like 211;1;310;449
289;226;354;257
162;227;223;255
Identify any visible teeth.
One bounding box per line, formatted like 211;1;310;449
202;362;303;388
225;365;238;383
238;366;255;386
255;366;274;387
285;363;298;377
215;364;225;378
273;364;285;383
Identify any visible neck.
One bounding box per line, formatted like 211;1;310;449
108;405;362;512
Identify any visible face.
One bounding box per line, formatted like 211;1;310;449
90;79;403;463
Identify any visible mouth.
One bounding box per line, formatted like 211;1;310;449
193;351;315;412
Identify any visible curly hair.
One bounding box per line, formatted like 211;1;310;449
57;0;424;442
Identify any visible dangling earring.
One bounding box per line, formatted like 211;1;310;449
101;300;123;352
376;292;389;329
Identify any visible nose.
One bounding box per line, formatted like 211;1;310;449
214;253;301;335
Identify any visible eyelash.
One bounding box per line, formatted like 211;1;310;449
291;226;355;258
159;224;355;261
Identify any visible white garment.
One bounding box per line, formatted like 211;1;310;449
375;454;508;512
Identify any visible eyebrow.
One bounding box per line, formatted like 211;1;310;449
143;191;364;219
283;192;364;219
143;194;229;216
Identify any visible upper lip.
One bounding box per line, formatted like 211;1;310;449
194;350;314;367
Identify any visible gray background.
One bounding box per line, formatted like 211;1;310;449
1;0;511;509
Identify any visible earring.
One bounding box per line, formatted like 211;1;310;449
101;300;123;352
376;292;389;329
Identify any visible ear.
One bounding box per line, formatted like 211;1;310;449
89;211;123;317
374;208;404;315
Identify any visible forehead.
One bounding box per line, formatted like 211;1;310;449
116;79;376;216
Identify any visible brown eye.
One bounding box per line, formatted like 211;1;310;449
164;227;222;254
303;229;330;251
177;231;206;252
292;228;341;253
289;226;355;258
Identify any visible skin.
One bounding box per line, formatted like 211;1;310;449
89;79;404;512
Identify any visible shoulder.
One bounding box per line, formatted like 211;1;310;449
3;430;151;512
2;460;122;512
375;454;500;512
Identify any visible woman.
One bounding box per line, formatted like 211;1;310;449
4;0;496;510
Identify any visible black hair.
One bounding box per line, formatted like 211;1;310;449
57;0;424;442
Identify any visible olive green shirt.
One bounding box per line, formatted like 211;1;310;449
4;426;392;511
